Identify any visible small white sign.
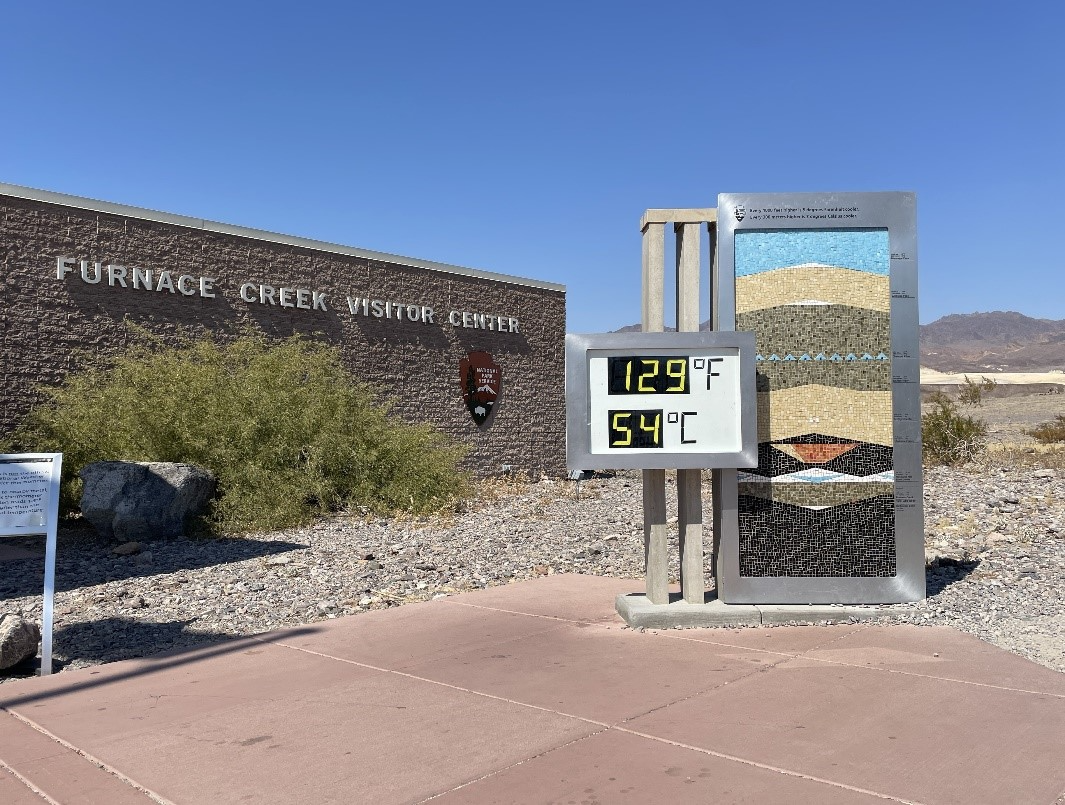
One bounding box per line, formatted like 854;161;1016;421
1;454;63;676
0;461;53;529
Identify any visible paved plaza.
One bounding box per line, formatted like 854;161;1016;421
2;574;1064;804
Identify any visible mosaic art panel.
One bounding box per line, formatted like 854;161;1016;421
737;494;896;577
734;229;894;578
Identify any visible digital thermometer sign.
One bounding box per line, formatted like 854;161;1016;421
566;332;758;470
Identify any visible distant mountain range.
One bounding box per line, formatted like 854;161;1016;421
919;312;1065;372
614;311;1065;372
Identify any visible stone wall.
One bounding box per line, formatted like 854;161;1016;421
0;189;566;477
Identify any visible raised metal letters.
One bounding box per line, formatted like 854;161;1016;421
55;256;519;331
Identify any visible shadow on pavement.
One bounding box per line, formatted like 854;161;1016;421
1;526;306;600
0;622;320;707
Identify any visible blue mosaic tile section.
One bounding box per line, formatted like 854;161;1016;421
735;229;890;276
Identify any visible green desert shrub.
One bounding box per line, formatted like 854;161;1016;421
959;374;997;407
4;334;470;531
1026;414;1065;444
921;392;988;465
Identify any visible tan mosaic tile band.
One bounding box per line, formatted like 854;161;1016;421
737;481;895;507
756;386;893;445
735;265;890;313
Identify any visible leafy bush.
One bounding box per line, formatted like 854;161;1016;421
959;374;997;407
4;334;471;531
922;392;988;465
1026;414;1065;444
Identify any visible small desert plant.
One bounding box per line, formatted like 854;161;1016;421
922;392;988;465
959;374;997;407
4;333;471;531
1026;414;1065;444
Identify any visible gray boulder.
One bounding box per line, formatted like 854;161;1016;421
0;614;41;670
79;461;216;540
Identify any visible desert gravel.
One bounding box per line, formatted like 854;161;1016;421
2;464;1064;680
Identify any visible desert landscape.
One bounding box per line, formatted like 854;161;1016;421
920;311;1065;373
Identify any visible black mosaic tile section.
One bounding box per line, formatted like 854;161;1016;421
737;494;897;577
744;437;894;478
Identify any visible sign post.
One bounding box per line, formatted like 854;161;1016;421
565;332;758;608
0;453;63;675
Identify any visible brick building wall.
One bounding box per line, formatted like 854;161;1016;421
0;186;566;477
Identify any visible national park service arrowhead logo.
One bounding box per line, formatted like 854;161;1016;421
460;351;501;427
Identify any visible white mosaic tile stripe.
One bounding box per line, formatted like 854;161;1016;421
737;469;895;484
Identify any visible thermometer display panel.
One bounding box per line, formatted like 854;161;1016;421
566;332;758;471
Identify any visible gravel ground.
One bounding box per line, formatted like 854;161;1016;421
2;462;1064;681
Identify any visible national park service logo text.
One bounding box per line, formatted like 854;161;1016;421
460;351;501;427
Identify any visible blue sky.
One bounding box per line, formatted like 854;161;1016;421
2;1;1061;332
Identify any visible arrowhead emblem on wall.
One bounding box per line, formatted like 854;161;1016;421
460;351;502;427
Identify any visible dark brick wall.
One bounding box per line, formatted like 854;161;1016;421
0;194;566;477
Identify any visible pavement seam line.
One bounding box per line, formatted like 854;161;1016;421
443;599;597;624
413;730;611;803
611;726;929;805
653;630;1065;699
249;634;616;727
788;655;1065;698
616;654;798;724
647;628;880;665
3;709;177;805
0;756;60;804
260;636;929;804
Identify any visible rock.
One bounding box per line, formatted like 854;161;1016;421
1033;469;1057;479
316;600;338;615
80;462;216;541
0;614;41;670
113;542;141;556
925;547;968;568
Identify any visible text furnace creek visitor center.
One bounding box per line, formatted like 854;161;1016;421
0;183;567;477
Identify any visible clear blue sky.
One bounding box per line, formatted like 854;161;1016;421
3;1;1061;332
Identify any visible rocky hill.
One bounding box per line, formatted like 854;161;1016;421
920;311;1065;372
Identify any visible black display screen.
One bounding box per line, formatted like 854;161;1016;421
607;356;689;394
608;409;664;448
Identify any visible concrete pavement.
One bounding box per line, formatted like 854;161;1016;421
2;574;1063;804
